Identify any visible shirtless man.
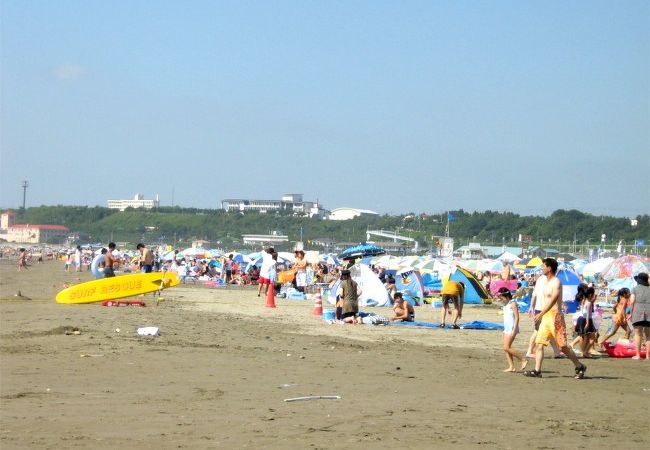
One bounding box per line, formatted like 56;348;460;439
293;250;308;293
104;242;118;278
390;292;415;322
137;243;154;273
526;274;564;359
524;258;586;379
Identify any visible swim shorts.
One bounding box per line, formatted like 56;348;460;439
536;310;567;348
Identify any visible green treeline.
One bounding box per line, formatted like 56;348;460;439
10;206;649;251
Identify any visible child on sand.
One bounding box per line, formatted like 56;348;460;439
599;288;632;347
498;287;527;372
574;286;597;358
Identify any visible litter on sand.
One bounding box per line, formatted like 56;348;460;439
137;327;160;336
284;395;341;402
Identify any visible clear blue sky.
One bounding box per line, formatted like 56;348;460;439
1;1;648;217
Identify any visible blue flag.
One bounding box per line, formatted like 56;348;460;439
447;212;455;222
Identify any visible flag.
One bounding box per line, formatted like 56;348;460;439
447;212;455;222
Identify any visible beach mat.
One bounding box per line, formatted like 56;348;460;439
461;321;504;330
392;320;504;330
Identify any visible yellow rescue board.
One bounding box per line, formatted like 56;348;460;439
56;272;180;304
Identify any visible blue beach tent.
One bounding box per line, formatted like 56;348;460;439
449;266;491;304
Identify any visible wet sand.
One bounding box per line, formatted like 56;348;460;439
1;259;649;449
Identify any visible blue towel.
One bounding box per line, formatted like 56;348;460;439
392;321;442;329
391;320;504;330
460;321;504;330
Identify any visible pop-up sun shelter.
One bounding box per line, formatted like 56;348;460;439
448;266;491;304
396;268;425;306
327;264;391;307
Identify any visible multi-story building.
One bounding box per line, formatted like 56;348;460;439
107;194;160;211
0;211;69;244
221;194;328;217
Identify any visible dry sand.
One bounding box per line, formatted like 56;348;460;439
1;259;649;449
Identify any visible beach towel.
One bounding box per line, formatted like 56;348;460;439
392;320;442;329
391;320;503;330
460;321;504;330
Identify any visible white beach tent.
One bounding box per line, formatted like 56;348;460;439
326;264;391;307
497;251;521;262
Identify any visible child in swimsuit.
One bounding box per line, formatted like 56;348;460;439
498;287;527;373
599;288;631;347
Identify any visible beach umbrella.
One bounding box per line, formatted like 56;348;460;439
582;257;614;277
526;256;543;268
601;255;650;282
417;258;453;275
398;255;422;268
178;247;206;259
455;259;479;272
338;243;386;260
373;254;400;269
323;255;340;266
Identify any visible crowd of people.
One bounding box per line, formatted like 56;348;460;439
494;258;650;379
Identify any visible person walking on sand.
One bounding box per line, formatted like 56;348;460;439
440;279;464;329
17;248;29;271
524;258;586;379
497;287;528;372
574;286;598;358
74;245;83;272
627;273;650;360
525;274;564;359
222;254;234;286
599;288;632;347
257;247;275;297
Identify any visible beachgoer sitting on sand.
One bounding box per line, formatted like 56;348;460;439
390;292;414;322
336;270;362;324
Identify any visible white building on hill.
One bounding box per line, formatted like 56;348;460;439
328;207;379;221
222;194;327;217
107;194;160;211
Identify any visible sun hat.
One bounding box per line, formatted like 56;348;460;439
634;273;649;286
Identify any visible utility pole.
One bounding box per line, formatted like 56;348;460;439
21;180;29;209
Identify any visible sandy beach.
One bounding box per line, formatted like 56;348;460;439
1;259;649;449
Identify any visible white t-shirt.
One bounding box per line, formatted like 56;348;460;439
533;275;549;312
260;252;274;279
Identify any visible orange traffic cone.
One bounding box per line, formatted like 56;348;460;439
313;288;323;315
265;285;276;308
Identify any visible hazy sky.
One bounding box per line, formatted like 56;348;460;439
1;1;648;217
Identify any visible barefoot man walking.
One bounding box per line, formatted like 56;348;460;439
524;258;587;379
